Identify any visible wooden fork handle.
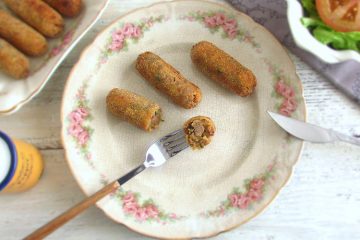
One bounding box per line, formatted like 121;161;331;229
24;181;120;240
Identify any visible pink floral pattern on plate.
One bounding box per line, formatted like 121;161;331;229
50;30;75;57
67;82;93;163
265;59;299;116
179;11;261;52
111;189;186;224
200;164;275;218
100;15;168;64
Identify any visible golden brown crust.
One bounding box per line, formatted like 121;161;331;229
0;10;48;56
0;38;29;79
4;0;64;38
106;88;162;132
184;116;215;149
191;41;257;97
136;51;202;109
43;0;82;18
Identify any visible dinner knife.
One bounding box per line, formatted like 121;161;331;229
267;111;360;146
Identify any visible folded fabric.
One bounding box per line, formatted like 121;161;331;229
227;0;360;103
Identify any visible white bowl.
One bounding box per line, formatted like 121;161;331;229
286;0;360;64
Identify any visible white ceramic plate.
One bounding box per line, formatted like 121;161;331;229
62;1;306;238
0;0;109;115
287;0;360;64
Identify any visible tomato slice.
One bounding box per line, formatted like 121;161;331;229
316;0;360;32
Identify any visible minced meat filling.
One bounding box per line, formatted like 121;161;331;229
184;116;215;149
191;120;205;137
150;109;162;130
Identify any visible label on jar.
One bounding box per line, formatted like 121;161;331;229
3;140;43;193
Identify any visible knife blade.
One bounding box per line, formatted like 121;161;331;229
267;111;360;146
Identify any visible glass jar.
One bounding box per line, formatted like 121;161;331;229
0;130;44;193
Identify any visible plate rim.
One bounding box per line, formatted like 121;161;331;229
0;0;110;115
60;0;307;239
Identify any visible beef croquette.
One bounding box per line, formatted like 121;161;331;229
0;10;47;56
106;88;162;131
191;41;256;96
43;0;83;18
4;0;64;38
0;38;29;79
136;51;202;109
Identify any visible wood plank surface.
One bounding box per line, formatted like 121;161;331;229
0;0;359;239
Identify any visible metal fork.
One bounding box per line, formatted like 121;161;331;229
25;129;188;240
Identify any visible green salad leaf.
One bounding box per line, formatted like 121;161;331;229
301;0;318;18
300;0;360;52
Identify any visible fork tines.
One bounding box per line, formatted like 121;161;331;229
160;129;188;157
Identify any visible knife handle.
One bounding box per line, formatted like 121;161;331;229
331;130;360;146
24;181;120;240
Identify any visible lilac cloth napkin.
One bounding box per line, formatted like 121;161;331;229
227;0;360;103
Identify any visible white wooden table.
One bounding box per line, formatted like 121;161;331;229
1;1;360;239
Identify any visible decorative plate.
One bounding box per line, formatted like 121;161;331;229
0;0;109;115
61;0;306;239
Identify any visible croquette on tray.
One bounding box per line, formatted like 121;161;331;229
0;10;48;57
44;0;83;18
0;38;29;79
4;0;64;38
